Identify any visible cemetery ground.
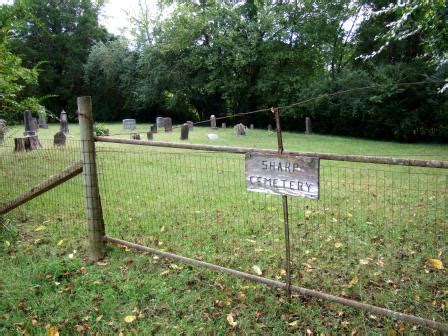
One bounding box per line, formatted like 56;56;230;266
1;123;447;334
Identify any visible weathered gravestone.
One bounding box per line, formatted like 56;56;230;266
186;121;194;131
54;131;66;146
150;125;157;133
60;110;69;133
131;133;141;140
250;124;254;130
305;117;312;134
156;117;165;129
222;122;226;129
268;124;272;132
0;121;6;144
235;123;246;136
180;123;189;140
32;118;39;133
38;107;48;128
122;119;136;130
23;110;36;136
210;115;217;129
164;117;172;132
147;131;153;140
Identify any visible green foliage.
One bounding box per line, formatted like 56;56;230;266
92;123;109;136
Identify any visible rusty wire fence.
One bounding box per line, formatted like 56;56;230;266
0;138;85;240
94;139;447;326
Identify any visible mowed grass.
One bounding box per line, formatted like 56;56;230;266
1;123;447;334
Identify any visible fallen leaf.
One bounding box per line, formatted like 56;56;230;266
56;240;64;247
334;242;343;249
96;315;103;322
96;261;108;266
347;212;353;218
124;315;136;323
252;265;262;276
359;258;371;265
426;259;444;270
348;276;358;287
160;270;170;276
47;326;59;336
226;313;237;328
34;225;46;232
288;321;298;327
4;240;10;247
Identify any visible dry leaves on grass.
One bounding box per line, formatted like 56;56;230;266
226;313;237;328
426;259;444;270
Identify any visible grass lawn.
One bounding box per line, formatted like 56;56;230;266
1;123;447;334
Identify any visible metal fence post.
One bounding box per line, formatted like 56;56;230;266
78;96;105;261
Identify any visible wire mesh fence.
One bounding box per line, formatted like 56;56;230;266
0;138;85;239
94;141;447;324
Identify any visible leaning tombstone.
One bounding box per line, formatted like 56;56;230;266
305;117;312;134
53;131;66;146
147;131;153;140
180;123;189;140
186;121;194;131
210;115;217;129
164;117;172;132
250;124;254;130
222;122;226;129
122;119;136;130
23;110;36;136
38;106;48;128
235;123;246;136
156;117;165;129
60;110;69;133
150;125;157;134
130;133;141;140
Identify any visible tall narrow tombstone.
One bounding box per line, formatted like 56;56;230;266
38;107;48;128
305;117;312;134
164;117;172;132
180;123;189;140
54;131;66;146
150;125;157;133
222;122;226;129
268;124;272;132
250;124;254;130
156;117;165;129
122;119;136;130
0;121;6;144
147;131;154;140
210;115;217;129
23;110;35;136
235;123;246;136
186;121;194;131
60;110;69;133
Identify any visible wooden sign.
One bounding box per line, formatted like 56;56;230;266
245;153;319;199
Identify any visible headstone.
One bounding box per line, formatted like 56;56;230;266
60;110;69;133
0;123;5;144
23;110;35;136
268;124;272;132
222;122;226;129
207;134;219;140
164;117;172;132
0;119;6;126
147;131;153;140
156;117;165;129
186;121;194;131
122;119;136;130
32;118;39;132
53;131;66;146
235;123;246;136
38;107;48;128
250;124;254;130
150;125;157;133
131;133;141;140
180;123;189;140
210;115;217;129
305;117;312;134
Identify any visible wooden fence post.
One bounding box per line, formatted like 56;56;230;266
78;96;105;261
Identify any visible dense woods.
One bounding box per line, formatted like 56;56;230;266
1;0;447;141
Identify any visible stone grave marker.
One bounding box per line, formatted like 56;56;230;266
186;121;194;131
150;125;157;133
250;124;254;130
131;133;141;140
210;115;217;129
23;110;36;136
156;117;165;129
54;131;66;146
164;117;172;132
235;123;246;136
305;117;312;134
38;108;48;128
122;119;136;130
60;110;69;133
180;123;189;140
207;134;219;140
222;122;226;129
0;122;6;144
32;118;39;132
147;131;153;140
268;124;272;132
